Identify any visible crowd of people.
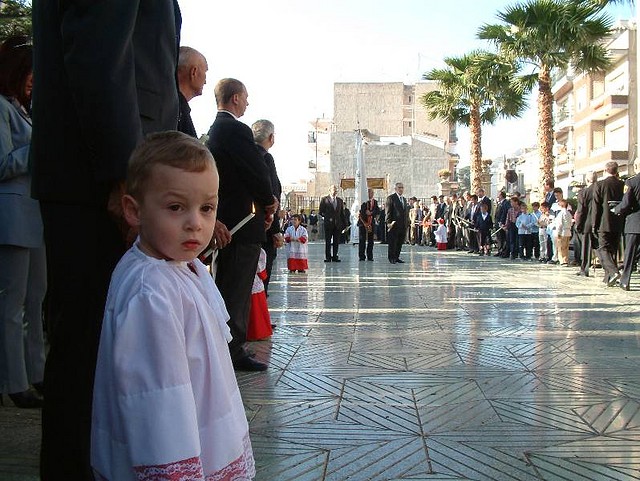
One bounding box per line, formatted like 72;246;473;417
1;5;639;480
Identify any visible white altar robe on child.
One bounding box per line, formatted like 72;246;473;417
91;244;255;481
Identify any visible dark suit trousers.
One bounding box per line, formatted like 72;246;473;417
40;203;126;481
325;224;341;260
387;223;404;261
579;232;597;273
358;225;374;259
216;242;261;361
621;233;640;286
596;231;621;276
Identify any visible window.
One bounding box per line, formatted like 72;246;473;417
591;79;605;99
576;86;587;112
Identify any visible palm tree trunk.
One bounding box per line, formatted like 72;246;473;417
538;64;555;192
470;103;483;192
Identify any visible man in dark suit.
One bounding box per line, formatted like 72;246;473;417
31;2;182;478
177;46;208;138
614;158;640;291
358;188;380;261
319;184;346;262
592;161;625;286
207;79;278;371
477;188;492;212
252;119;282;294
543;179;556;206
574;172;598;277
493;191;509;257
386;182;408;263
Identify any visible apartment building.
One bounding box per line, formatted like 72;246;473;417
552;21;637;193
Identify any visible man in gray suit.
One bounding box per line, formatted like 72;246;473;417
614;158;640;290
31;2;182;478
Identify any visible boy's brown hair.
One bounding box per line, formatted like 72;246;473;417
126;131;216;200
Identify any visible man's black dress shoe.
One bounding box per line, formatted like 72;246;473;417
396;258;405;263
367;258;373;261
233;356;268;372
359;257;366;261
332;257;341;262
389;259;397;264
32;382;44;396
324;259;332;263
620;283;630;291
8;390;43;408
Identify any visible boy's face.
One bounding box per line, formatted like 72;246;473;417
520;205;527;213
481;204;488;212
293;217;301;227
124;164;218;262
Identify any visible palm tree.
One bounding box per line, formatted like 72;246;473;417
422;50;528;192
479;0;612;192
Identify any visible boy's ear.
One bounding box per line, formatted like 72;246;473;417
122;194;142;228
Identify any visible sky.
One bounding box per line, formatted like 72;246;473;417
179;0;635;184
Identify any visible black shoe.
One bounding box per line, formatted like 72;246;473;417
271;323;277;329
8;390;43;409
298;270;306;273
607;272;621;287
32;382;44;396
620;283;630;291
332;257;341;262
324;259;332;263
367;258;373;261
233;356;268;372
396;258;405;263
575;271;589;277
359;257;366;261
389;259;397;264
547;260;558;265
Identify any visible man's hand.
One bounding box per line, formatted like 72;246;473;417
264;214;274;231
265;195;279;216
213;220;232;249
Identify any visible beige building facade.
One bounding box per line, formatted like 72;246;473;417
309;82;457;198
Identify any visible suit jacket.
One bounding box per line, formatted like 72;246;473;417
575;183;595;234
319;195;346;231
207;112;274;244
495;198;509;225
474;212;493;233
358;198;380;227
177;91;197;138
478;196;492;213
32;0;182;205
614;174;640;234
0;96;43;248
385;193;408;229
592;175;625;233
257;144;282;238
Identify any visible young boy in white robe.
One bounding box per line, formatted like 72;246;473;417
284;214;309;273
435;218;448;250
91;132;255;481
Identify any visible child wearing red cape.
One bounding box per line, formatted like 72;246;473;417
247;248;272;341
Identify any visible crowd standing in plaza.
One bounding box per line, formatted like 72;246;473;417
1;5;640;481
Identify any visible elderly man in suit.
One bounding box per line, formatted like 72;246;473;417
386;182;409;263
177;46;208;137
574;172;598;277
31;1;182;478
614;158;640;290
592;161;625;286
319;184;346;262
207;79;278;372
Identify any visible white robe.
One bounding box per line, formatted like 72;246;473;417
91;244;255;481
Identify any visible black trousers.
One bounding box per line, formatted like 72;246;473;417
358;225;374;259
324;224;341;260
216;242;261;361
579;231;597;274
596;231;621;277
40;203;126;481
387;223;404;261
621;233;640;286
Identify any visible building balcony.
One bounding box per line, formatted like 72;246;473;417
554;113;574;133
588;94;628;121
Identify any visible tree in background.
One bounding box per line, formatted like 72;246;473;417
422;50;528;192
0;1;32;40
479;0;612;193
457;166;471;194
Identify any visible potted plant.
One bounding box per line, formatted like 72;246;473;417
438;168;451;180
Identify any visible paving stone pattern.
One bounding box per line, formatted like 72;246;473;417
2;242;639;481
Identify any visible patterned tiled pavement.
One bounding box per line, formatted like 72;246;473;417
2;241;639;480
